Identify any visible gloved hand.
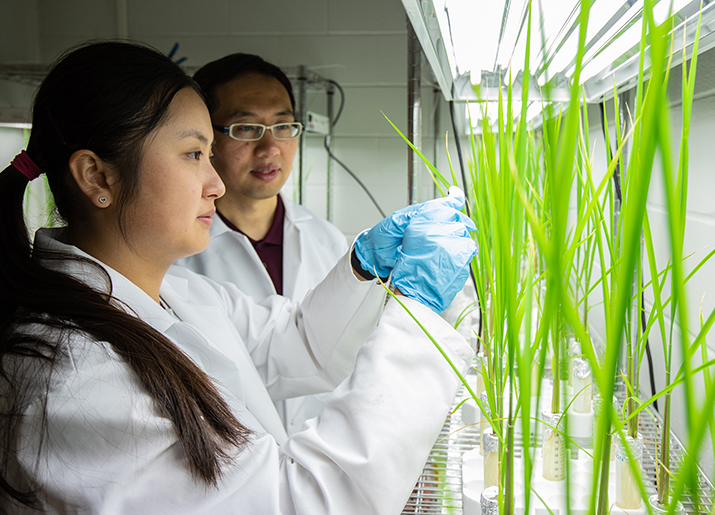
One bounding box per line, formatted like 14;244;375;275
391;192;477;313
353;186;471;279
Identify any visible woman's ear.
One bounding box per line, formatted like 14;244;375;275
67;150;119;208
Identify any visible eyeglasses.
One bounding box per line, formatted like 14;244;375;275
213;122;304;141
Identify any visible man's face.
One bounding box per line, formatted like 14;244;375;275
210;73;298;203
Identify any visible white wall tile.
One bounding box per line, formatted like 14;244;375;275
38;35;105;62
0;0;40;61
0;82;36;111
330;136;407;187
138;34;407;86
331;183;398;240
328;0;406;33
0;126;26;165
229;0;329;34
227;0;329;34
333;85;407;136
128;0;230;37
38;0;116;36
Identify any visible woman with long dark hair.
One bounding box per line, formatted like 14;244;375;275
0;41;476;514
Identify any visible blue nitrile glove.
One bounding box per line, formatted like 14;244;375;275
391;195;477;313
353;186;471;279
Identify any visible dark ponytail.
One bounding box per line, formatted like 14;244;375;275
0;41;251;508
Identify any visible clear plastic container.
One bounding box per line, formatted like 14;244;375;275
647;494;685;514
480;485;499;515
615;434;645;509
541;410;566;481
475;353;486;398
479;391;491;456
592;394;618;459
482;429;499;488
571;358;592;414
567;337;580;387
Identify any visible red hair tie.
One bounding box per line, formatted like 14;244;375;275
11;150;43;181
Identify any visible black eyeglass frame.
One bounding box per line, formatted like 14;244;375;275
212;122;305;141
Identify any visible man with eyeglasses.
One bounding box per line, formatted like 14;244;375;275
176;53;349;436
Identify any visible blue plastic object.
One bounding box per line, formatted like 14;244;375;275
391;191;477;313
354;187;471;279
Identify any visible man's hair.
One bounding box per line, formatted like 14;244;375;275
193;53;295;114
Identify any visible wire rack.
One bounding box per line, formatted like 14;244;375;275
401;381;715;514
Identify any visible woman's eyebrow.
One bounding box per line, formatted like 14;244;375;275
179;129;210;144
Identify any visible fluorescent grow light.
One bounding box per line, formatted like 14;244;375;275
543;0;627;81
405;0;713;104
464;99;555;134
0;122;31;129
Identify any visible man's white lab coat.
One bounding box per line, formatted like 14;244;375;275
177;196;347;301
3;228;472;514
177;196;349;434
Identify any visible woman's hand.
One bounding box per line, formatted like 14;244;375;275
390;189;477;313
352;187;472;280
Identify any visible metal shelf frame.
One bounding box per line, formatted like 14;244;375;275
402;381;715;514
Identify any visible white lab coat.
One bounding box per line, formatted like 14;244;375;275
177;196;349;435
177;196;348;301
3;228;473;515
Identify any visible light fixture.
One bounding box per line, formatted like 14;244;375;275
403;0;713;127
542;0;626;80
443;1;503;77
0;122;31;129
464;98;554;134
579;0;692;82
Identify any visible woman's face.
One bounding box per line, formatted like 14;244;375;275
124;87;225;266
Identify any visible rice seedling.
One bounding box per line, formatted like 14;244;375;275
387;1;715;513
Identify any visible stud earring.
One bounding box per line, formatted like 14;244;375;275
98;196;107;204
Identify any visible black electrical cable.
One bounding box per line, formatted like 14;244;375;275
449;98;482;350
322;79;386;219
599;101;658;413
601;104;623;203
448;101;472;219
643;305;656;407
327;79;345;126
323;137;386;218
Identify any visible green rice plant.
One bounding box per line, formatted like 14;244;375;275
387;1;715;513
642;5;715;511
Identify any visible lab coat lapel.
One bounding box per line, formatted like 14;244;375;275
281;197;310;300
281;220;301;301
160;276;289;444
213;214;277;298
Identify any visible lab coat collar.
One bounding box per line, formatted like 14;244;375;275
33;228;184;334
207;210;232;239
34;229;284;441
208;194;313;241
281;195;312;224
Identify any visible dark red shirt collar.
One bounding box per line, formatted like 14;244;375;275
217;196;284;246
216;196;284;294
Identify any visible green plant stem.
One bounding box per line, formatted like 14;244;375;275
596;431;612;515
658;392;671;505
